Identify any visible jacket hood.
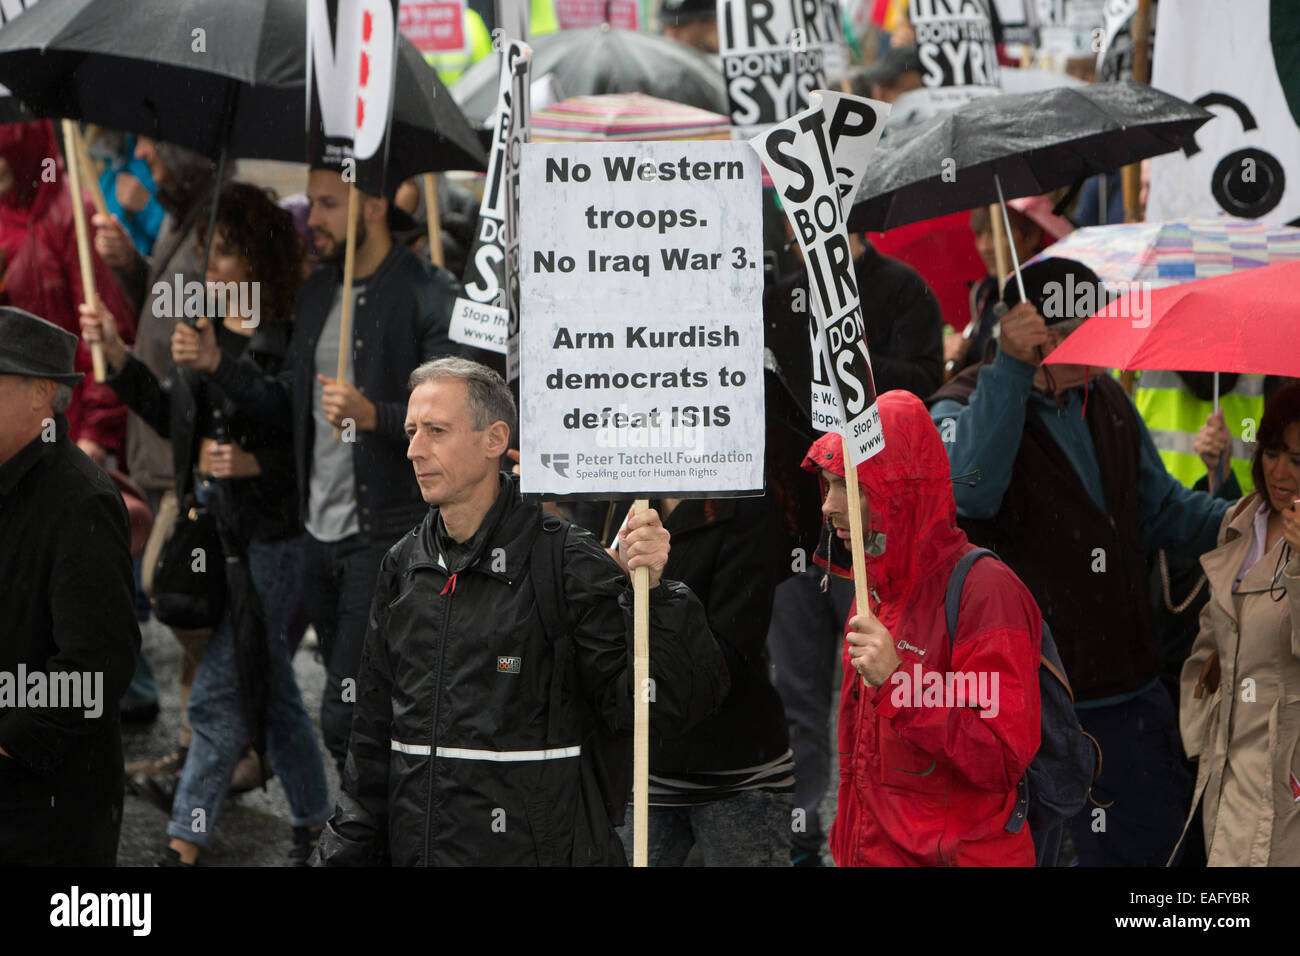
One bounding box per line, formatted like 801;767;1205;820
802;390;968;606
0;121;61;221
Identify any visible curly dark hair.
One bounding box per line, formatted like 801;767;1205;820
195;181;305;324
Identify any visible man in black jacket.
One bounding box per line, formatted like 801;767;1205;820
174;168;463;771
315;358;728;865
0;309;139;865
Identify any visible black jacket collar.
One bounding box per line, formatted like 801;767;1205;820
0;414;64;497
414;473;541;585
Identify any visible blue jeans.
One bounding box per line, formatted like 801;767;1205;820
1067;681;1193;867
168;533;331;847
618;790;794;866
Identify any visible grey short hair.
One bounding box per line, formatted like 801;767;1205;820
21;377;73;413
408;357;516;435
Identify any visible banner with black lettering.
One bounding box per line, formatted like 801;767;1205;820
753;98;885;466
448;40;531;356
1147;0;1299;225
1095;0;1154;84
503;46;532;382
990;0;1039;46
795;91;889;438
909;0;1000;111
717;0;829;138
306;0;401;197
518;141;765;497
1034;0;1104;61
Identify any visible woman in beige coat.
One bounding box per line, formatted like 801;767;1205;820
1175;384;1300;866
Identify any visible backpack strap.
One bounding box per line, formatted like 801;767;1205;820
944;548;998;648
529;513;572;749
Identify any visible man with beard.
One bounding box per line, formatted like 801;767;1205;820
173;166;463;773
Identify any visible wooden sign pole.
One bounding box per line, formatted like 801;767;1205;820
61;119;105;383
333;184;360;439
423;172;445;267
631;497;651;867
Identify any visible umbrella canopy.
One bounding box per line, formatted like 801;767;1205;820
1044;259;1300;378
532;93;730;143
0;0;486;174
1030;217;1300;289
452;26;728;128
848;81;1212;233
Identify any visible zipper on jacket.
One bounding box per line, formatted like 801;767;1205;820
423;577;454;865
440;572;457;596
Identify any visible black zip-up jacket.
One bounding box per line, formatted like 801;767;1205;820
206;244;463;543
0;417;139;865
107;321;298;542
649;496;789;776
315;475;730;866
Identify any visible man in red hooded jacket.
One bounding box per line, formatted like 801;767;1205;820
804;390;1043;866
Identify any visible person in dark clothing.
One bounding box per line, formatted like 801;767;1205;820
82;182;331;866
94;137;224;788
315;358;728;866
0;308;139;866
613;495;795;866
762;235;942;862
172;167;464;773
929;258;1234;867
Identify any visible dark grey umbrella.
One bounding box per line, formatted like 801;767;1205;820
0;0;487;173
848;82;1212;234
452;26;728;128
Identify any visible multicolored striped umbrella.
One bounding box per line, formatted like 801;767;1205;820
531;93;732;143
1031;216;1300;290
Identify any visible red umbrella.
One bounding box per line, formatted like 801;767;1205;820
1044;259;1300;378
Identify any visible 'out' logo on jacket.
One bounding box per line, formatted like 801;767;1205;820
497;656;522;675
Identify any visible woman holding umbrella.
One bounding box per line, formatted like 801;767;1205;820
1176;384;1300;866
80;181;332;866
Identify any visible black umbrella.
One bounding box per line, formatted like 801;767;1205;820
452;26;728;128
848;82;1212;235
0;0;487;173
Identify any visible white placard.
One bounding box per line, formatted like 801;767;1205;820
717;0;829;138
448;297;508;353
796;91;890;434
908;0;1001;112
753;102;884;466
518;141;765;497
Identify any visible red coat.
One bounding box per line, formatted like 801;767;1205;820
0;121;136;457
802;391;1042;866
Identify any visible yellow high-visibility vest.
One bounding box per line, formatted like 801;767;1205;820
1130;369;1264;493
426;0;559;88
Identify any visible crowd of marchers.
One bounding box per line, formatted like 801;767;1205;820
1;104;1298;868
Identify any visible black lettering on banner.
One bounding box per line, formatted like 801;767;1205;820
908;0;999;92
719;0;829;132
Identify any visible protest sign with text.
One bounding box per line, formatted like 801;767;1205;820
753;102;883;466
717;0;830;137
793;91;889;436
398;0;468;56
909;0;1000;112
504;45;532;381
518;141;765;497
450;40;531;354
306;0;401;197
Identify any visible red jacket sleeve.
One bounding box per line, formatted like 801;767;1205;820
871;563;1042;794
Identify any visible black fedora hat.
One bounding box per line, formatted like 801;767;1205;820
0;307;84;385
